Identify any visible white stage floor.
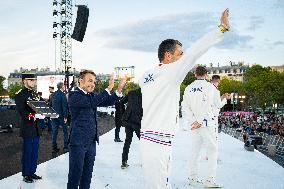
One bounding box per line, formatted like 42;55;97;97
1;119;284;189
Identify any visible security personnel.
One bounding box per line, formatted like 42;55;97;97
120;88;142;169
114;98;125;142
67;70;126;189
15;73;44;183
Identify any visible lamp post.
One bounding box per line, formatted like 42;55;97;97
239;95;246;111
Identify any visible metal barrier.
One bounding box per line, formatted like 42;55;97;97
221;126;284;157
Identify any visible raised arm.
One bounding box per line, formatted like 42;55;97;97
174;9;230;83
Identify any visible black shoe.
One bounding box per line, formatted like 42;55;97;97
121;162;129;169
23;176;34;183
63;148;69;153
31;174;42;180
52;147;60;153
114;138;123;142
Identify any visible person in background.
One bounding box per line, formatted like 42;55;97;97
120;88;142;169
51;82;69;153
114;98;125;142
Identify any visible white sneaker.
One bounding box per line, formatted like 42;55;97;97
188;178;203;187
204;180;223;188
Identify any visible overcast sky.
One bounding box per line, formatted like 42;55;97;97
0;0;283;79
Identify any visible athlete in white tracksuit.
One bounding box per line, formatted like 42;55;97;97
182;71;226;187
139;9;230;189
210;78;228;144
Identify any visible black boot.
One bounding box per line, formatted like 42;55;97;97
52;147;60;153
23;176;34;183
121;161;129;169
31;174;42;180
114;138;123;142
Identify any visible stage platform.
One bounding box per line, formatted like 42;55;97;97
1;119;283;189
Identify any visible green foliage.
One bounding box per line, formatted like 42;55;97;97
0;76;8;96
93;80;109;93
123;82;140;95
7;83;22;98
219;78;244;94
243;65;284;110
179;71;196;103
182;72;196;86
93;80;139;95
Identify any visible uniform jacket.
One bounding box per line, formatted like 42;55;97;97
121;88;143;130
68;87;119;145
15;87;42;138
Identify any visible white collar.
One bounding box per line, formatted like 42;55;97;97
78;86;88;94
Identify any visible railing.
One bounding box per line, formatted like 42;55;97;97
221;126;284;158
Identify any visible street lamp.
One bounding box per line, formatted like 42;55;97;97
239;95;246;110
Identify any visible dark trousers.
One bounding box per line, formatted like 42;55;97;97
46;118;52;132
122;127;140;163
67;143;96;189
52;118;68;149
115;125;121;139
22;137;40;176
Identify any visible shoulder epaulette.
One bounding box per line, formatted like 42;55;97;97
15;89;22;95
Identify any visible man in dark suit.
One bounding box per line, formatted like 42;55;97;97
15;73;44;183
51;82;69;153
120;88;143;169
114;98;125;142
67;70;126;189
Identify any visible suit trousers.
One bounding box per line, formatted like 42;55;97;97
52;118;68;149
22;137;40;176
67;143;96;189
122;127;140;162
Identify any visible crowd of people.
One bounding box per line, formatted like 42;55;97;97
219;112;284;137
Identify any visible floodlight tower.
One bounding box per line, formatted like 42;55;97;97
52;0;73;88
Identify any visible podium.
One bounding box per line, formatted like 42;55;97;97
27;101;59;118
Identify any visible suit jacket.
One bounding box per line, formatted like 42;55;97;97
51;89;68;125
121;88;143;130
115;97;125;127
15;87;42;138
68;87;119;145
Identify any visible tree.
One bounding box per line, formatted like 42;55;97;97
180;71;196;103
182;71;196;86
0;76;8;96
7;83;22;99
219;77;244;95
243;65;284;110
122;82;140;95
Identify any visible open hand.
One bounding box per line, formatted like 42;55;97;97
191;121;202;130
107;73;115;91
117;75;127;93
220;8;230;30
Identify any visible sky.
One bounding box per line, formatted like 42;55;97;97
0;0;284;80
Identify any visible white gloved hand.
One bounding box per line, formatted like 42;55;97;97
34;114;45;119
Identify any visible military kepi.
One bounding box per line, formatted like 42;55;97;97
22;73;36;80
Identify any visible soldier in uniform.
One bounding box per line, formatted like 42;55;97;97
15;73;45;183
